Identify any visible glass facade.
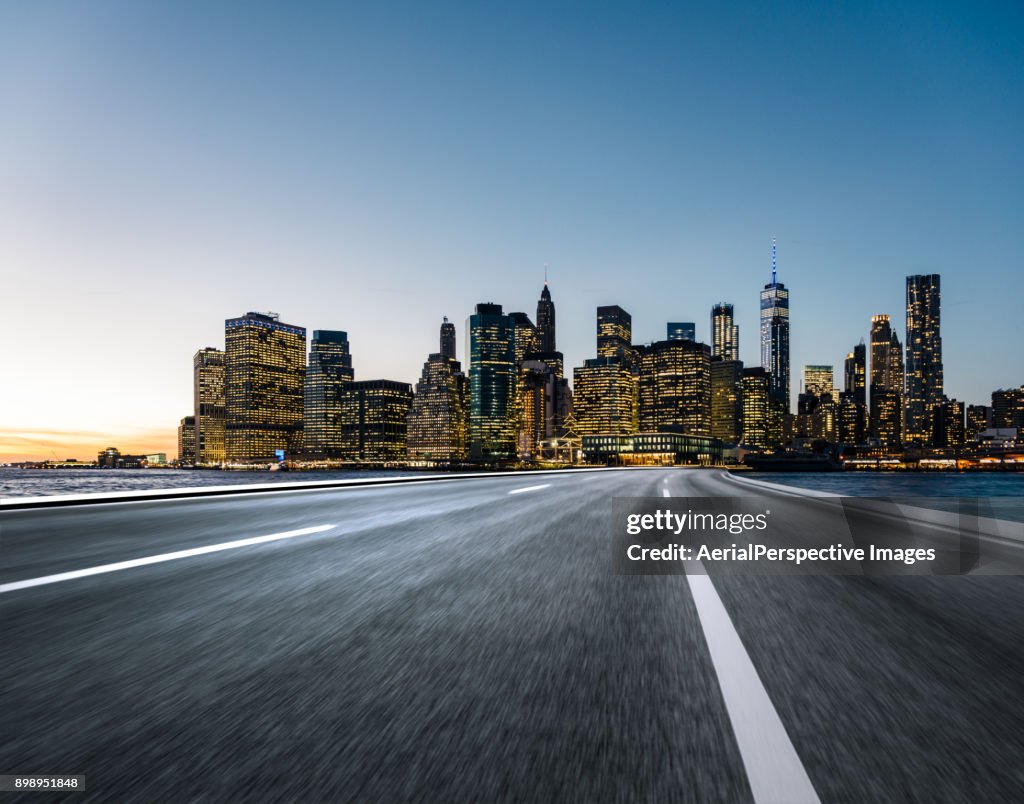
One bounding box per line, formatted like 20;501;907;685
581;432;722;465
870;314;903;448
760;281;790;411
667;322;696;342
637;339;711;436
711;303;739;361
844;343;867;407
408;319;469;463
596;305;633;359
573;356;638;436
904;274;943;445
469;303;516;461
177;417;196;466
711;358;743;444
741;367;769;449
338;380;413;461
193;347;226;465
303;330;354;456
224;312;307;463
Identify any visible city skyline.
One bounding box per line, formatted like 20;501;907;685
3;3;1023;461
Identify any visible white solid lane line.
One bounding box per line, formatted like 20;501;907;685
663;486;820;804
0;525;336;594
507;484;551;495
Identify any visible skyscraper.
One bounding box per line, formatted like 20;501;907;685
844;342;867;407
803;365;835;399
178;416;196;466
667;322;696;342
711;303;739;361
992;386;1024;431
597;305;633;359
760;240;790;412
224;312;306;463
904;274;943;445
870;314;902;448
407;319;469;463
440;316;456;360
303;330;355;456
741;367;770;449
711;357;744;444
468;303;516;462
193;347;225;465
536;281;556;353
637;339;711;436
338;380;413;461
573;357;638;436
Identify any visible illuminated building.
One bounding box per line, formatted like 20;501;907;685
710;357;743;444
741;367;769;449
224;312;306;463
573;356;638;436
933;397;965;450
711;303;739;361
966;405;991;442
992;386;1024;431
870;314;903;449
303;330;354;456
581;432;721;465
804;365;835;400
176;420;196;466
468;303;516;462
637;339;711;436
760;240;790;412
192;348;226;465
904;274;943;445
407;319;469;463
667;322;696;342
844;343;867;407
597;305;633;359
536;281;556;353
338;380;413;461
837;392;868;445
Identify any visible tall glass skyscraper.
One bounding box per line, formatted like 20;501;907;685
193;347;225;465
407;318;468;463
225;312;306;463
870;314;903;448
711;303;739;361
303;330;354;456
440;316;456;360
468;303;516;462
844;342;867;407
637;339;711;436
536;281;556;353
905;274;943;445
759;242;790;412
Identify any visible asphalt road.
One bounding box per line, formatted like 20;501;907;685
2;468;1024;803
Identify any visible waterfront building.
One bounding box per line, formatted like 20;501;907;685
966;405;991;442
573;356;638;436
176;422;195;467
193;348;226;465
667;322;696;342
870;314;903;449
934;397;965;450
741;367;770;449
468;303;516;462
905;274;944;445
837;392;868;444
992;386;1024;431
407;319;469;463
338;380;413;461
302;330;355;457
224;312;306;463
637;339;711;436
710;357;744;444
760;240;790;412
711;303;739;361
581;432;722;466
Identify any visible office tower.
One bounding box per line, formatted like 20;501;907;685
224;312;306;462
573;357;638;436
337;380;413;461
711;303;739;361
966;405;991;442
933;397;965;450
992;386;1024;430
303;330;355;456
870;314;903;448
837;392;868;445
536;281;556;353
468;303;516;461
408;321;469;463
440;316;456;360
667;322;696;342
637;339;711;436
844;343;867;407
509;312;538;366
597;305;633;358
905;274;944;445
193;347;226;465
760;240;791;412
177;417;196;466
741;367;770;449
517;355;571;460
804;365;835;400
710;358;744;444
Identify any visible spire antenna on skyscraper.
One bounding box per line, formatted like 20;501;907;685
771;238;777;286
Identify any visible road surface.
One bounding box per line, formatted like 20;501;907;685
2;468;1023;802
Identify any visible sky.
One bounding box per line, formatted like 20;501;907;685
2;0;1022;461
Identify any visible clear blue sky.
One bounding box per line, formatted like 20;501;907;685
2;0;1022;459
